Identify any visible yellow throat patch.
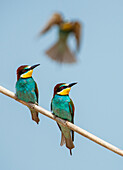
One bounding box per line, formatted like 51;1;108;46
21;69;33;78
61;23;73;31
58;87;71;95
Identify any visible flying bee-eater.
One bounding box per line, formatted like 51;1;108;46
39;13;81;63
51;82;77;155
16;64;40;124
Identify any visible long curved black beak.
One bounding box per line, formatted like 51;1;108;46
68;82;77;87
30;64;40;70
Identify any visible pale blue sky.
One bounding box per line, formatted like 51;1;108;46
0;0;123;170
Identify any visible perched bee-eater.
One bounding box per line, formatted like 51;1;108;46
16;64;40;124
51;82;77;155
39;13;81;63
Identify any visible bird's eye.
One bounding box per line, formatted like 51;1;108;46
57;87;61;92
60;86;64;90
22;69;27;73
57;86;64;92
20;69;28;75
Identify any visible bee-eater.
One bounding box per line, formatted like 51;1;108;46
16;64;40;124
51;82;77;155
39;13;81;63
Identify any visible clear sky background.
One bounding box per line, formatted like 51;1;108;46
0;0;123;169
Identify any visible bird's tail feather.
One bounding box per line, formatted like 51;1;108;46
30;109;40;124
65;137;75;150
60;132;75;155
60;132;66;146
46;40;76;63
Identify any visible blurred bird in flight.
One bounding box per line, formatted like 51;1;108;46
16;64;40;124
39;13;81;63
51;82;77;155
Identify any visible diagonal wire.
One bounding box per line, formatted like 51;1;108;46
0;85;123;157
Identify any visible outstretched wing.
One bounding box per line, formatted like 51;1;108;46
51;98;61;131
35;82;39;103
73;22;81;50
69;99;75;141
39;13;63;35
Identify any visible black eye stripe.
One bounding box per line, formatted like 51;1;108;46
57;86;68;92
56;87;61;92
19;68;29;75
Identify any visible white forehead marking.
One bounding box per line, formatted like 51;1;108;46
25;66;31;69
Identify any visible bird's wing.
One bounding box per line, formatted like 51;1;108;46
73;22;81;50
69;99;75;141
35;82;39;103
40;13;63;35
51;98;61;131
51;98;53;111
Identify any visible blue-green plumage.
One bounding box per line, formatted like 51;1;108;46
16;64;40;124
51;83;76;155
59;29;70;42
16;77;37;103
51;94;74;142
51;94;72;121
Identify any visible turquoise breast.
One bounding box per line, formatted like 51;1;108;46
52;94;72;122
59;29;69;41
16;77;37;103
